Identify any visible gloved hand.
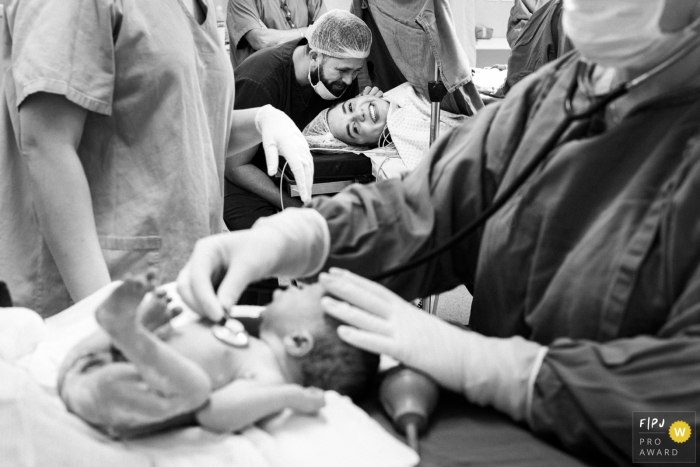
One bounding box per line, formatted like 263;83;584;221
255;105;314;202
319;268;548;422
177;208;329;322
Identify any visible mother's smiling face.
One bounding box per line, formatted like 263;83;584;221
327;95;390;146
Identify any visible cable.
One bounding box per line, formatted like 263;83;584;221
369;114;573;282
279;160;290;211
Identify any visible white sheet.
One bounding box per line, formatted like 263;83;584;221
1;282;418;467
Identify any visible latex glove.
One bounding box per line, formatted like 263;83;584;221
360;86;383;98
255;105;314;202
177;208;329;322
319;268;548;422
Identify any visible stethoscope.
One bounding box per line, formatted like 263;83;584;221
212;32;700;347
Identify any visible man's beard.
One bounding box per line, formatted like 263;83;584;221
318;64;347;95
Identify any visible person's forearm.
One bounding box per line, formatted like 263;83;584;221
228;108;264;156
228;163;303;209
245;27;307;51
24;144;111;302
196;381;303;432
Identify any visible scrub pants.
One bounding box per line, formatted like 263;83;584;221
223;178;277;305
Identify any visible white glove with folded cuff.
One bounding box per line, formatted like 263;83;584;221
319;268;548;422
255;105;314;202
177;208;329;322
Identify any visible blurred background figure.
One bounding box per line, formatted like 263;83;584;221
227;0;327;68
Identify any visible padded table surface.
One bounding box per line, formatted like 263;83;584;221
360;388;592;467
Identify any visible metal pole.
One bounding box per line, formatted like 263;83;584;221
429;64;441;146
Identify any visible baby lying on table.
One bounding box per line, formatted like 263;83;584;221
58;276;379;438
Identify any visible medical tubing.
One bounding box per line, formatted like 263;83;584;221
279;160;291;210
370;113;576;282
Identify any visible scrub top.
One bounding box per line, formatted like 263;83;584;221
311;53;700;465
0;0;235;316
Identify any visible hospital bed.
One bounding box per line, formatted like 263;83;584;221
0;283;419;467
0;283;592;467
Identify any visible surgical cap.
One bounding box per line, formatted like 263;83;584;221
306;10;371;59
302;108;370;151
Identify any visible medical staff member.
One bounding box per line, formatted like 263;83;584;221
0;0;313;317
179;0;700;464
227;0;327;68
225;9;369;232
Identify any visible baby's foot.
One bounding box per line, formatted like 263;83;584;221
139;289;174;332
96;275;155;336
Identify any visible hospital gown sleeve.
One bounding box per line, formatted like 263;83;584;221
312;101;511;300
10;0;121;115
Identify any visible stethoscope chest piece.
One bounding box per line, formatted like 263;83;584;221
212;318;250;348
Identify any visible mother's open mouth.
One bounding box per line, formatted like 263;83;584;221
369;103;377;123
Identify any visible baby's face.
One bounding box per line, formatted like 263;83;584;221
327;95;389;146
260;284;325;336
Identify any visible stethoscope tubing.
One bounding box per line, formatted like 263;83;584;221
369;30;700;283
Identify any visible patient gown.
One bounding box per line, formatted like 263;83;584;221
311;52;700;466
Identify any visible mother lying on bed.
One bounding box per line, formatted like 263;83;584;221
303;82;467;172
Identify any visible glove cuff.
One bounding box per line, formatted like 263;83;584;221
254;104;275;134
462;334;546;422
252;208;330;278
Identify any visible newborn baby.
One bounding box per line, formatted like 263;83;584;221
58;276;379;438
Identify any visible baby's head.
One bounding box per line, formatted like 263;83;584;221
260;284;379;399
303;95;390;149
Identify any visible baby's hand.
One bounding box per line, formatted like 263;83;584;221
287;386;326;414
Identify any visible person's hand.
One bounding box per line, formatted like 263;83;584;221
255;105;314;202
319;268;464;387
360;86;383;98
319;268;547;421
177;209;329;322
286;386;326;414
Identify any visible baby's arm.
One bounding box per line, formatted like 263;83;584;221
195;379;325;433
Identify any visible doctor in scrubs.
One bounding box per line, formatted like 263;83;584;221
0;0;313;317
179;0;700;464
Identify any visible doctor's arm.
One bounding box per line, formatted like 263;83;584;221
244;27;309;51
18;92;111;303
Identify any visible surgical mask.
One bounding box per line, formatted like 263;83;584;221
563;0;700;71
308;56;345;100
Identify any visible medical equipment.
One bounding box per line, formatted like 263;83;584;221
212;316;250;348
379;365;439;454
371;27;700;283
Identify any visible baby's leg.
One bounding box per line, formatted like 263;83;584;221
62;361;201;438
95;277;211;410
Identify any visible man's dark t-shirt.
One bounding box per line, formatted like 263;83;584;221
233;38;358;173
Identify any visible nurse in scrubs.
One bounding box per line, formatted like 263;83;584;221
0;0;313;316
178;0;700;464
